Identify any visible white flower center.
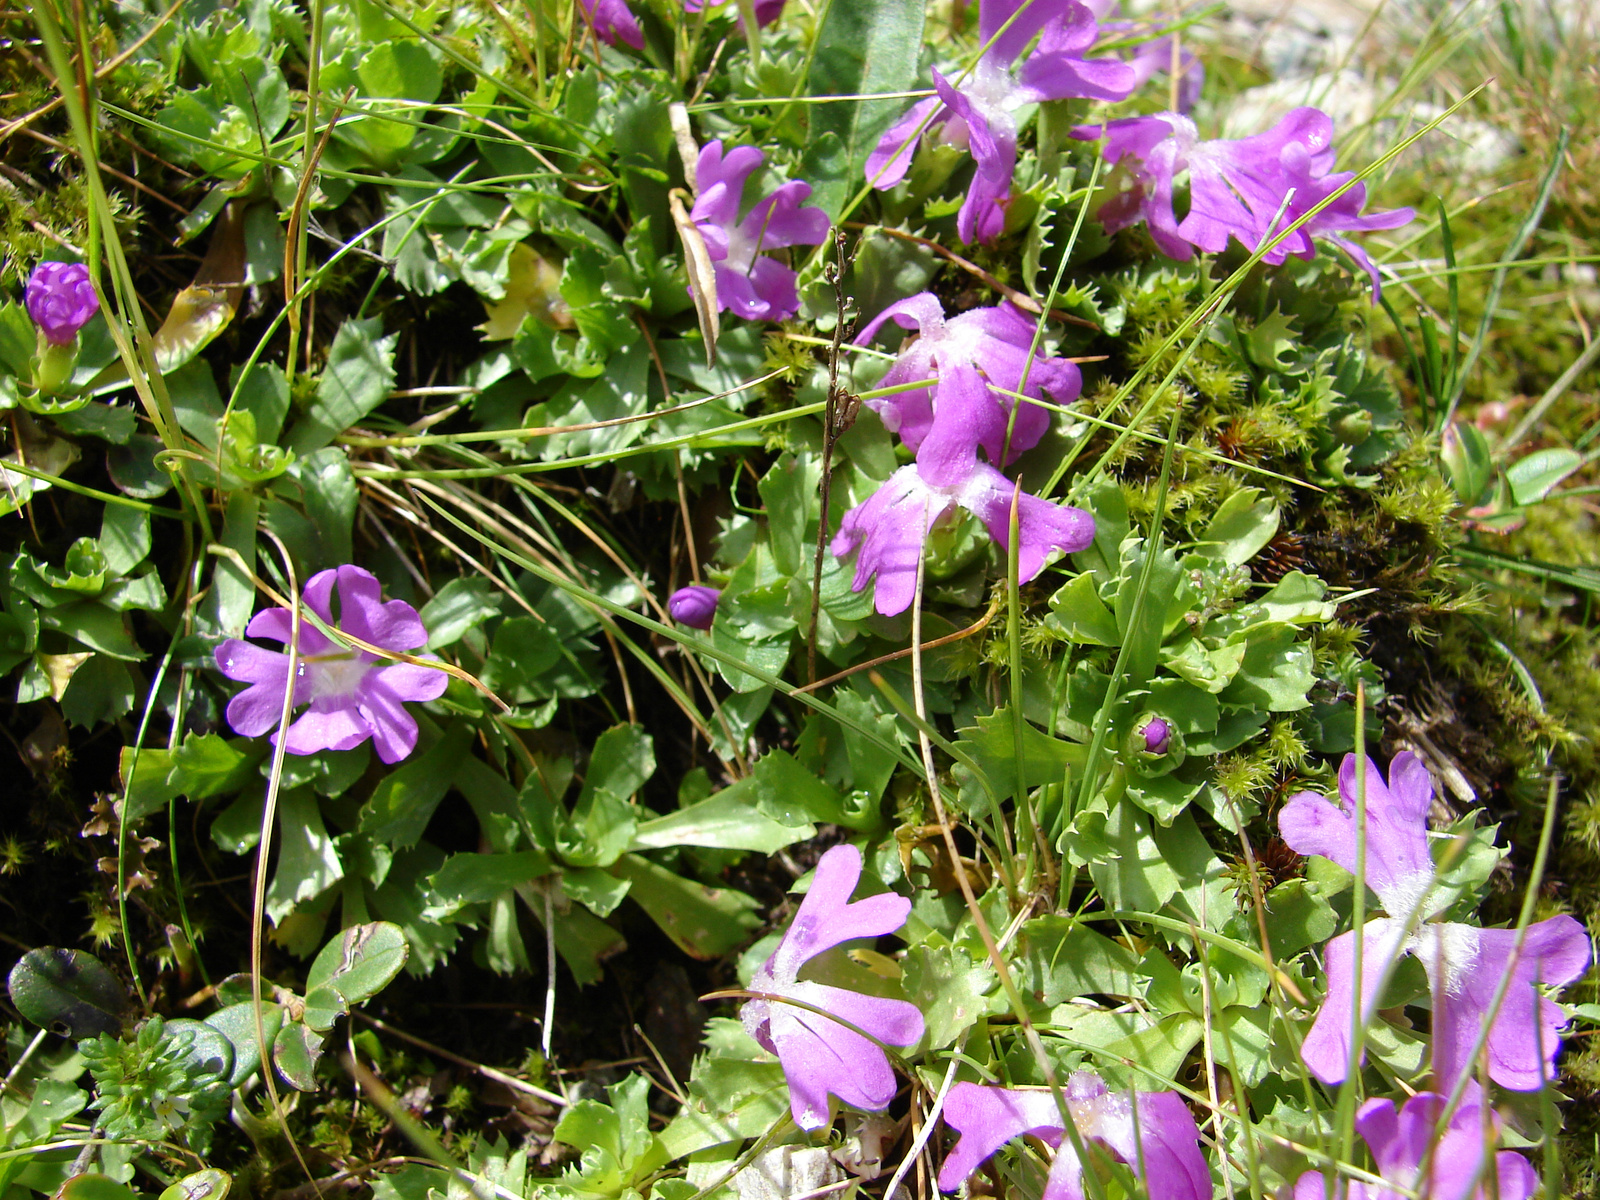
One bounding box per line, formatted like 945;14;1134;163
304;653;371;701
1406;923;1480;996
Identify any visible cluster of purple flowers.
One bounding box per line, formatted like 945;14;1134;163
830;293;1094;615
859;0;1408;296
1279;752;1590;1200
742;844;1212;1200
1073;108;1414;300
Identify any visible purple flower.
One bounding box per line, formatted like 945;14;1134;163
684;0;786;27
867;0;1136;244
576;0;643;50
1292;1092;1538;1200
25;262;100;346
215;566;449;764
1280;752;1592;1091
689;140;829;323
1140;716;1171;755
937;1074;1211;1200
831;355;1094;616
741;844;924;1130
668;585;721;629
854;294;1081;467
1074;108;1414;299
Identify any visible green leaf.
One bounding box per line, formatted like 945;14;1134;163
1506;446;1581;505
1441;420;1492;506
805;0;927;219
202;491;259;638
158;1169;231;1200
1261;879;1340;958
579;724;655;804
1112;536;1183;693
6;947;127;1037
1013;917;1144;1007
171;732;264;798
954;706;1084;804
39;600;141;660
120;745;179;822
60;656;137;727
424;851;554;916
613;854;760;959
744;748;880;832
756;452;822;577
562;867;632;918
659;1057;788;1159
287;318;398;453
901;944;1002;1050
97;507;150;577
1219;628;1315;712
1047;571;1121;645
203;1001;283;1085
1082;802;1179;913
1238;572;1336;626
561;787;637;869
361;722;474;849
306;921;409;1005
272;1019;324;1091
419;577;502;649
56;1176;140;1200
1197;489;1280;567
265;789;344;924
630;790;814;855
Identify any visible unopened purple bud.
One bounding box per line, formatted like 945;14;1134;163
1141;716;1172;755
668;585;720;629
25;262;100;346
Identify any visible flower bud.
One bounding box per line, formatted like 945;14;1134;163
668;585;720;630
25;262;100;346
1126;713;1184;776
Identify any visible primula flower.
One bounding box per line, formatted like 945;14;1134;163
867;0;1136;244
215;566;448;764
1279;752;1591;1091
1139;716;1171;755
25;262;100;345
1292;1091;1538;1200
668;585;720;629
689;140;829;322
938;1074;1211;1200
1074;107;1413;299
854;293;1081;467
832;334;1093;617
575;0;643;50
741;844;924;1131
685;0;786;27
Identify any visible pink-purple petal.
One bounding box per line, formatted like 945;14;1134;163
959;462;1096;582
370;659;450;703
1299;919;1408;1085
225;681;293;739
1419;916;1591;1092
1280;752;1438;919
938;1076;1209;1200
282;700;371;756
866;97;946;189
334;565;429;650
357;679;423;764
